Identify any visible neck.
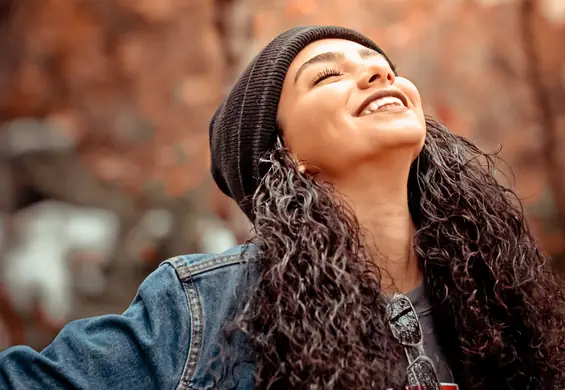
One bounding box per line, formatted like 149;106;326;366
332;160;422;295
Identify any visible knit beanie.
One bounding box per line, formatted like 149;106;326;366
209;25;393;218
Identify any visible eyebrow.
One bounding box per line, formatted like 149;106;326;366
294;48;382;84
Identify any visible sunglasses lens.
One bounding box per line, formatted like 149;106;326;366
387;295;422;345
407;357;442;390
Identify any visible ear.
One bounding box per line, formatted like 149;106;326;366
297;161;320;176
286;150;304;172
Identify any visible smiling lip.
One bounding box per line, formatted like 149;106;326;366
355;89;409;117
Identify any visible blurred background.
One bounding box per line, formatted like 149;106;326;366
0;0;564;351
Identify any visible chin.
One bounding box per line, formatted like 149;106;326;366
371;124;426;147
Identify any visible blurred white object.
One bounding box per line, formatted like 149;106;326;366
139;209;174;240
124;208;174;264
1;201;119;326
196;217;238;254
0;118;76;158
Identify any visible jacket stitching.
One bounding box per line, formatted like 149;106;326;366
178;277;204;389
170;253;249;280
185;255;247;276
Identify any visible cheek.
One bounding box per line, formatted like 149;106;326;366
395;77;422;108
395;77;425;124
299;83;351;117
285;85;352;149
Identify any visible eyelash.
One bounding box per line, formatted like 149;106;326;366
312;68;342;86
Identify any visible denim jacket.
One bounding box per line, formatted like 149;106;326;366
0;245;257;390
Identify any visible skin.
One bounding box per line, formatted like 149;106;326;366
277;39;427;292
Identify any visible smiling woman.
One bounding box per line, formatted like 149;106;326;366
1;25;565;390
208;25;565;390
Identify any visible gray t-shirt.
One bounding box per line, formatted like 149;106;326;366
405;284;455;384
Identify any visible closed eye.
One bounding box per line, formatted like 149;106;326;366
311;68;342;86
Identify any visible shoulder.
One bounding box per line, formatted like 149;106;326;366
158;244;259;389
162;243;259;281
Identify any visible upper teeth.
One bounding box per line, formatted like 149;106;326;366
360;96;404;116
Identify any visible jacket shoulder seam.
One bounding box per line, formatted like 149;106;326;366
164;251;251;280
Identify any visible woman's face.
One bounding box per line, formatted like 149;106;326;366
278;39;426;180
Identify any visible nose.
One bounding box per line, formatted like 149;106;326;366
357;63;395;89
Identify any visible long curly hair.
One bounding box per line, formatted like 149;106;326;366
215;117;565;389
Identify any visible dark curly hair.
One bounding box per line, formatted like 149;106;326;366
214;117;565;389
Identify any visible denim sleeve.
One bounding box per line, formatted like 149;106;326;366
0;263;191;390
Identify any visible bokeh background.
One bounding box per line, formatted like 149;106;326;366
0;0;564;351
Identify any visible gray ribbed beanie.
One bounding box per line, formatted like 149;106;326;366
209;25;393;218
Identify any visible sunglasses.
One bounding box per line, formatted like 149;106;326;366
387;293;442;390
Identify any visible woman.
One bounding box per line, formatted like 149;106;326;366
1;25;564;390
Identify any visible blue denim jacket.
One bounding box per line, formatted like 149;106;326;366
0;245;257;390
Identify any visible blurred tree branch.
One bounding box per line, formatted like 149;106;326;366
521;0;565;242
